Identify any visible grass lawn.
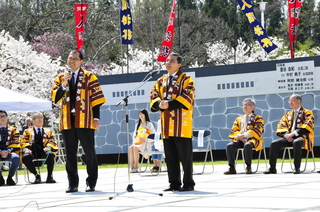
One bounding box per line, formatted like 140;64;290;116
2;157;317;176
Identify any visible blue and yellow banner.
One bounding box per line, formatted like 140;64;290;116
120;0;133;44
237;0;277;53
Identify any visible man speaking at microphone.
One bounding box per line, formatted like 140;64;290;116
150;52;196;192
52;50;106;193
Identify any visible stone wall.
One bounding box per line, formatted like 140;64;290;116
94;91;320;155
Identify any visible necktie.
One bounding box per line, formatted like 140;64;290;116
37;128;41;137
168;75;173;86
246;115;250;123
291;111;297;133
70;72;75;88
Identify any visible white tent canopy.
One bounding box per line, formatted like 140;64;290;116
0;86;52;111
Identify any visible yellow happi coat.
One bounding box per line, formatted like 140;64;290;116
276;107;314;151
21;127;58;153
150;69;195;139
51;68;106;130
229;114;264;151
0;125;20;155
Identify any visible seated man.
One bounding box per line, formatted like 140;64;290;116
21;113;58;183
264;94;314;174
0;110;20;186
224;98;264;175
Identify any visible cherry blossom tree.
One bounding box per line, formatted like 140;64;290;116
0;30;64;129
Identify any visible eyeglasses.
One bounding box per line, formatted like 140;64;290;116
0;115;7;119
288;99;297;103
68;57;81;61
243;104;253;107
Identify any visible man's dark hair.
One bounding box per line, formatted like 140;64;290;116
70;50;84;60
170;52;182;64
293;94;302;103
0;110;8;116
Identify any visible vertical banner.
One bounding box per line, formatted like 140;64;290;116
288;0;303;59
120;0;133;44
237;0;277;54
74;3;88;52
157;0;177;62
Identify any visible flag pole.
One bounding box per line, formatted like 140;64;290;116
119;0;124;74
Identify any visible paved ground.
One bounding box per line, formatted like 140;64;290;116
1;162;320;212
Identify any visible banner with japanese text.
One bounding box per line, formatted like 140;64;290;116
237;0;277;54
288;0;303;59
120;0;133;44
157;0;177;62
74;3;88;52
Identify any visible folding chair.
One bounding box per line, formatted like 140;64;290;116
235;140;268;173
138;133;165;176
281;146;316;173
0;160;18;183
24;158;46;183
192;130;214;175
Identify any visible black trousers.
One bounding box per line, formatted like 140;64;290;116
163;137;195;188
22;151;55;178
268;137;303;169
226;141;254;168
62;128;97;188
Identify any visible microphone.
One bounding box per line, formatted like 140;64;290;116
65;68;71;92
148;69;161;76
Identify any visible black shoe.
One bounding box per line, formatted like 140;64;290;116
263;168;277;174
224;167;237;175
317;170;320;173
66;186;78;193
293;168;301;174
46;177;56;183
179;187;194;192
85;186;95;192
6;176;16;185
245;166;253;174
0;176;4;186
34;175;42;184
163;186;180;191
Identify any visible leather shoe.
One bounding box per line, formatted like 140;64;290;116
245;166;253;174
0;176;4;186
179;187;194;192
46;177;56;183
317;170;320;173
224;167;236;175
85;186;95;192
34;176;42;184
163;186;180;191
293;168;301;174
7;176;16;185
263;168;277;174
66;186;78;193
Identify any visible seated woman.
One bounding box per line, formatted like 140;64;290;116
129;109;155;173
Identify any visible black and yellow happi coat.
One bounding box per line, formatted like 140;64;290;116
276;107;314;151
51;68;106;130
1;125;20;154
21;127;58;153
229;114;264;151
150;69;195;139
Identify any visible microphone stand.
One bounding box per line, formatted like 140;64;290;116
109;71;163;200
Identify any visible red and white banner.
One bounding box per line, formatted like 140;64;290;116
288;0;303;59
157;0;177;62
74;3;88;52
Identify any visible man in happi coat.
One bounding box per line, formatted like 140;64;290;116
21;113;58;184
264;94;314;174
150;52;195;192
0;110;20;186
52;50;106;193
224;98;264;175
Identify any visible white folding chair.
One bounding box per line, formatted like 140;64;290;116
24;158;46;183
138;133;166;176
281;146;316;173
0;160;18;183
192;130;214;175
235;140;268;173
